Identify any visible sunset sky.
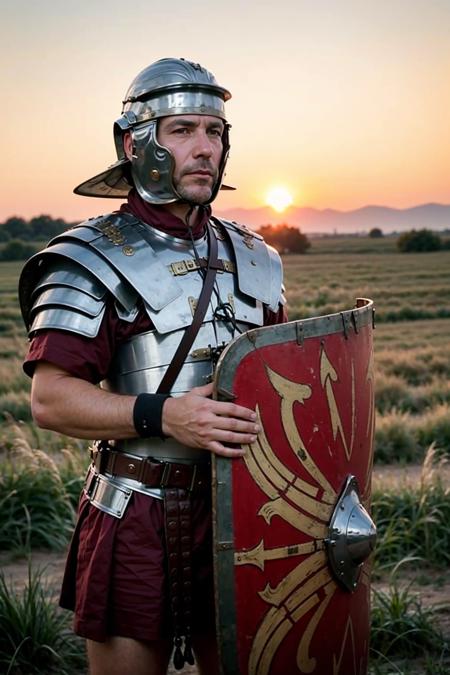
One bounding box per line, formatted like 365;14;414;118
2;0;450;222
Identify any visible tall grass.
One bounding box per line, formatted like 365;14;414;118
0;421;87;553
371;579;447;660
375;405;450;462
0;566;86;674
372;447;450;568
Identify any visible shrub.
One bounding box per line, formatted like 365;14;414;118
369;227;383;238
397;229;442;253
257;224;311;254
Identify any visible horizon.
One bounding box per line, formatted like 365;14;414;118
3;200;450;237
2;1;450;222
3;198;450;220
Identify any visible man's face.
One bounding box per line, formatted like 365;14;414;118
157;114;224;204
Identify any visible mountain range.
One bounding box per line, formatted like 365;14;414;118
215;203;450;234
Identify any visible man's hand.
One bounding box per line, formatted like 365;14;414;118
162;382;260;457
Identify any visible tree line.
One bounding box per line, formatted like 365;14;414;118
0;215;71;242
0;214;448;260
0;215;72;261
0;215;313;260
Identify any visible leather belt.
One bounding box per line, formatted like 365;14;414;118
91;444;210;493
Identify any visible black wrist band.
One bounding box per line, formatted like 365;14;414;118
133;393;171;438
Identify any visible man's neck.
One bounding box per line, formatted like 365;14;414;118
121;189;211;240
163;201;199;224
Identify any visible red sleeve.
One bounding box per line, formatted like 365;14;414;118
23;302;153;383
263;303;288;326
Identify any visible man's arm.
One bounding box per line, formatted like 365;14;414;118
31;362;258;457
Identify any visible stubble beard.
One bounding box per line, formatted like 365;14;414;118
174;165;219;204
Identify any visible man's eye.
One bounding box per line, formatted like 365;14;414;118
173;127;189;135
209;129;222;137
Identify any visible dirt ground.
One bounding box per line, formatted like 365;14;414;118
1;551;448;675
1;464;449;674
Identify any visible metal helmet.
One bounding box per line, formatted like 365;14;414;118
74;58;233;205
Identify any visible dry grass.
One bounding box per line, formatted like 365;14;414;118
283;247;450;323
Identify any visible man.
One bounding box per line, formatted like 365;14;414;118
19;57;286;675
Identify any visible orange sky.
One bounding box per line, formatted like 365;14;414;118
2;1;450;221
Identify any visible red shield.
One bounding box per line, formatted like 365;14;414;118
212;299;375;675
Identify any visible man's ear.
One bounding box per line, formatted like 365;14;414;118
123;132;133;160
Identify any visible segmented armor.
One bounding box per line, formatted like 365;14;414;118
19;213;284;508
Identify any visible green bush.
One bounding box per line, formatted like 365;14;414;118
257;224;311;254
397;229;442;253
369;227;383;238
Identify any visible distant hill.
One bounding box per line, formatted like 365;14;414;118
215;203;450;234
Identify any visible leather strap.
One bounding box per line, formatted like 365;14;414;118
91;444;210;493
156;221;219;394
165;488;195;670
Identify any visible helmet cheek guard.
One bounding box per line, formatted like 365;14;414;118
74;58;234;205
130;121;176;205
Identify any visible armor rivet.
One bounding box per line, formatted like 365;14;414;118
150;169;161;181
175;470;181;476
122;245;135;256
127;463;136;474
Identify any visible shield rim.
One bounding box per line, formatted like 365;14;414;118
212;298;374;675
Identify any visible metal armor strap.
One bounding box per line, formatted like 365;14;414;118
156;221;219;394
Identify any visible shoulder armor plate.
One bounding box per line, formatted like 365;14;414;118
213;217;284;312
19;212;184;334
53;213;183;311
23;259;107;338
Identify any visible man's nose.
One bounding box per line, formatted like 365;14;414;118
192;130;214;157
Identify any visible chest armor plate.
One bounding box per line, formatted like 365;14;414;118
102;227;263;461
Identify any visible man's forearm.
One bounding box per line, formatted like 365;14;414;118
31;362;259;456
31;362;137;439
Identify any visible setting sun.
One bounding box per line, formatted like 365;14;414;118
265;186;294;213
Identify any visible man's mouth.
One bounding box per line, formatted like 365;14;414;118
187;170;213;177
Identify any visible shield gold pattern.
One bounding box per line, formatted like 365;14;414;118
212;299;376;675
